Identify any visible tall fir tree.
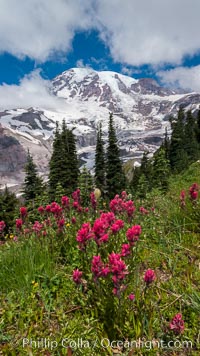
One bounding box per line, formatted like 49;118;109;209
0;186;18;235
94;123;106;193
162;127;170;161
140;151;152;182
133;151;152;197
49;122;64;199
106;113;126;198
49;121;79;198
78;166;94;206
66;127;79;192
184;110;199;163
23;150;43;202
196;109;200;145
169;107;188;172
130;165;141;194
151;147;170;191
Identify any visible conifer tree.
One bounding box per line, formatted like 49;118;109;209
162;127;170;160
66;127;79;192
106;113;126;197
49;121;79;198
130;165;141;194
94;123;106;193
169;107;188;172
23;150;43;202
140;151;152;182
0;186;18;234
78;166;94;206
152;147;170;191
184;110;199;163
55;182;65;202
196;109;200;145
49;122;64;199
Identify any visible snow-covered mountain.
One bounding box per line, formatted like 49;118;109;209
1;67;200;191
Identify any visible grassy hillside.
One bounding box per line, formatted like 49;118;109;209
0;162;199;355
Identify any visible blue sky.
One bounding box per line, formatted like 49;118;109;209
0;0;200;109
0;31;156;85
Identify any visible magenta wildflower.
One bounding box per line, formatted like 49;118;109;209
71;216;76;224
32;221;43;234
57;218;65;230
189;183;199;201
121;244;131;257
72;269;83;284
109;252;128;291
38;206;45;214
126;225;141;245
144;269;156;285
0;221;6;232
16;218;23;229
50;202;62;217
170;313;184;334
139;206;149;214
61;195;70;208
91;255;109;280
110;219;124;234
76;222;92;250
45;204;51;213
20;206;27;218
72;189;81;203
121;191;128;201
128;293;135;301
123;200;136;218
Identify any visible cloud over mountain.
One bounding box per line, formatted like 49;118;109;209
158;65;200;92
0;70;65;110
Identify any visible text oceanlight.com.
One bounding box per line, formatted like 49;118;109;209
22;337;193;350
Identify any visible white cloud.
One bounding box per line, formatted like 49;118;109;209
0;0;93;61
121;67;134;76
0;70;66;110
95;0;200;66
158;65;200;92
0;0;200;68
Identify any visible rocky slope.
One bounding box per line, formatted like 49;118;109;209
1;67;200;190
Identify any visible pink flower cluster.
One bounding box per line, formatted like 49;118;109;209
169;313;184;334
16;218;23;230
189;183;199;201
109;193;136;219
20;206;27;218
109;252;128;293
91;252;128;296
49;202;63;217
92;218;109;245
61;195;70;208
72;269;83;284
0;221;6;233
32;221;44;234
144;269;156;285
120;243;131;257
92;212;124;245
76;222;93;250
126;225;142;245
72;189;81;203
110;219;124;234
91;255;110;280
139;206;149;215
